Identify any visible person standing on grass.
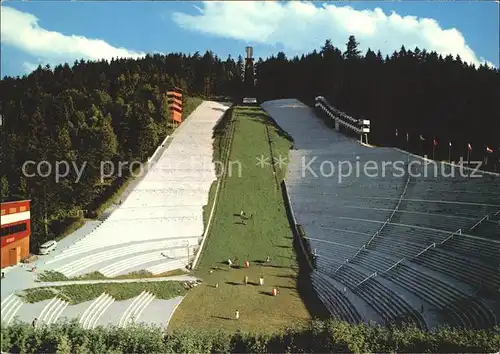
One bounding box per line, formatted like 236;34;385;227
244;276;248;285
235;310;240;320
259;276;264;286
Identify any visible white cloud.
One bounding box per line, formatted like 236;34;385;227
172;1;495;67
1;6;146;68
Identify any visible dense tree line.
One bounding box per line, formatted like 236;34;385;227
255;36;500;168
1;319;498;353
0;52;245;250
2;36;499;249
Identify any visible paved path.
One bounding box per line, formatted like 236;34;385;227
32;275;199;288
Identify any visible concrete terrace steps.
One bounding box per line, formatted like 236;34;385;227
302;217;381;235
49;236;200;262
470;220;500;241
384;264;496;329
414;247;500;291
118;291;156;328
314;241;357;262
146;258;189;275
263;98;499;330
54;243;196;277
102;258;189;276
369;236;426;259
311;272;362;324
307;231;370;249
376;223;450;245
444;236;499;263
48;237;198;268
79;292;116;330
350;249;399;274
37;297;69;327
358;277;428;330
98;252;191;277
1;294;23;325
331;264;427;330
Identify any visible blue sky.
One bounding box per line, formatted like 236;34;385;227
1;1;498;77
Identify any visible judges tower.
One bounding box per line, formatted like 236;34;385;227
244;46;255;95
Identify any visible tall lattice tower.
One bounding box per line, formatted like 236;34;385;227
244;46;255;94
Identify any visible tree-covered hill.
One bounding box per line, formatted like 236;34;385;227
1;36;499;250
255;36;500;163
0;51;245;250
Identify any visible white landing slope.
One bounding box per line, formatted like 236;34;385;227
45;101;230;277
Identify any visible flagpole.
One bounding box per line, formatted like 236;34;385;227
448;142;451;163
432;138;436;160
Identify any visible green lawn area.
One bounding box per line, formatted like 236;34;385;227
168;106;313;333
36;269;188;282
21;281;188;305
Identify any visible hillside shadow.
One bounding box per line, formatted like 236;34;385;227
226;281;241;286
212;315;232;321
279;182;330;321
277;274;296;280
259;291;274;297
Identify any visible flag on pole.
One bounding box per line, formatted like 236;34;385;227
406;133;409;142
419;135;425;141
395;128;398;137
449;141;452;147
486;146;493;153
468;143;472;151
433;138;438;146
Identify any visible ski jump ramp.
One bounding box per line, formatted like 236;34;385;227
45;101;230;277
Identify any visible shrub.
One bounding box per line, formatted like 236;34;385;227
2;319;498;353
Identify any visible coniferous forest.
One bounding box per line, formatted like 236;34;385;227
1;36;499;251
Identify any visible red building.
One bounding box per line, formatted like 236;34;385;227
1;200;31;268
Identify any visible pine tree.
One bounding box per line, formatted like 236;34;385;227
344;35;361;60
0;175;9;201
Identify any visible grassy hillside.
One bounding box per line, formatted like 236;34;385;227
169;106;312;333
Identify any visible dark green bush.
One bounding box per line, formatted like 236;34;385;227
2;319;499;353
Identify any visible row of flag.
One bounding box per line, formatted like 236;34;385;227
396;129;495;153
